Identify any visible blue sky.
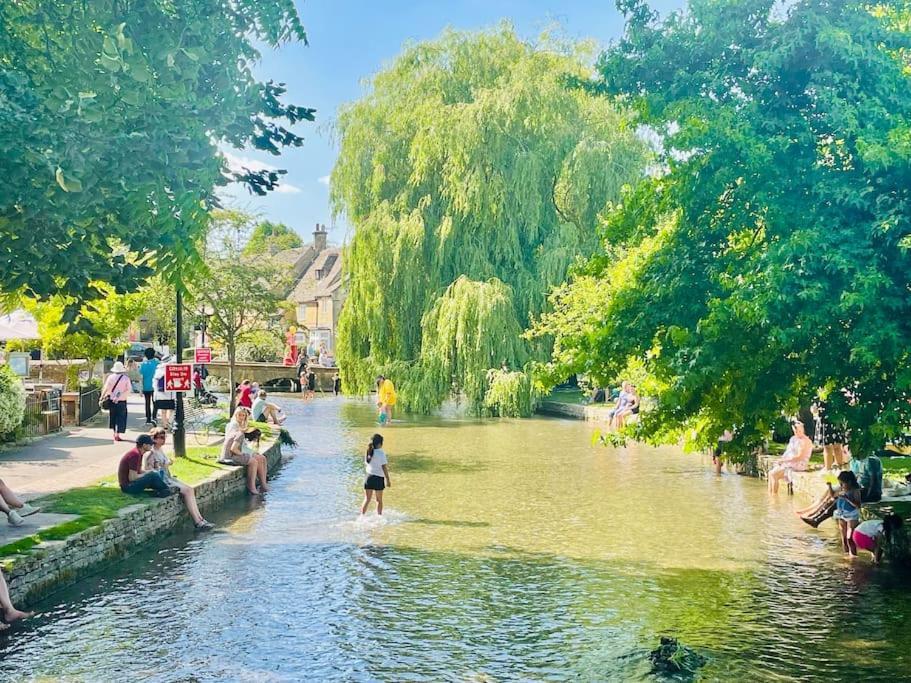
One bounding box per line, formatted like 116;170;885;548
221;0;684;246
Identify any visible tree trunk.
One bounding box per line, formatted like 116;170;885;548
228;340;236;415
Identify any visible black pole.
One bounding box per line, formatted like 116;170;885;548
174;286;186;457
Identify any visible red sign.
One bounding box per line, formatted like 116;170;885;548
194;347;212;364
164;363;192;392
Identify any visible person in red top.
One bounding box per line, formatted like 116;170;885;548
236;379;254;408
118;435;172;497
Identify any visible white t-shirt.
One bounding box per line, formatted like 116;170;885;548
153;364;175;402
855;519;883;540
365;448;387;477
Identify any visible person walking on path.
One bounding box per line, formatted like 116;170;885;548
0;478;40;527
144;428;214;530
101;361;132;442
0;570;32;630
152;357;176;431
139;347;160;425
361;433;391;515
376;376;396;424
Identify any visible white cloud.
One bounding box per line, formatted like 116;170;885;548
318;175;331;187
275;182;302;194
223;151;277;174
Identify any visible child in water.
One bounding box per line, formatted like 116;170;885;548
831;470;862;556
361;433;391;515
853;514;904;564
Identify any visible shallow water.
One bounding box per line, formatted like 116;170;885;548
1;397;910;681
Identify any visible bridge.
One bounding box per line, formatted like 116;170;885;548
205;361;338;392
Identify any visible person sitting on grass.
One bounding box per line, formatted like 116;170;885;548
0;570;31;630
767;420;813;494
0;478;40;527
853;514;904;565
144;428;214;531
220;407;270;496
118;435;174;498
251;390;286;425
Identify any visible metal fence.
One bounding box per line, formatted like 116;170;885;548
21;389;64;438
78;386;101;425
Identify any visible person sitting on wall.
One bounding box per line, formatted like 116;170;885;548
798;449;884;527
251;390;286;425
118;435;174;498
0;570;32;630
768;420;813;494
220;407;270;496
144;428;214;531
0;478;40;527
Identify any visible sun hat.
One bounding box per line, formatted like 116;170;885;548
110;361;127;373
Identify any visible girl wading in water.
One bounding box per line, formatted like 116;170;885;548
361;433;391;515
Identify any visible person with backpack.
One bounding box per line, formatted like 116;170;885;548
100;361;132;442
152;356;176;431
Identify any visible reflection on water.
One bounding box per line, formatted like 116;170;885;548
1;397;910;681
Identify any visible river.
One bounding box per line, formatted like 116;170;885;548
1;397;909;681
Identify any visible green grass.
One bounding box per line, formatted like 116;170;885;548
0;447;237;560
882;455;911;478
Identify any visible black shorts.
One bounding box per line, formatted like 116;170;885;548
154;399;176;410
364;475;385;491
823;427;846;445
307;376;316;390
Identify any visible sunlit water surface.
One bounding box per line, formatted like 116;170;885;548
1;398;910;681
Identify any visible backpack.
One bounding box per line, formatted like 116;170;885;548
156;372;165;392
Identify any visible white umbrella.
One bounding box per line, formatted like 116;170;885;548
0;309;39;341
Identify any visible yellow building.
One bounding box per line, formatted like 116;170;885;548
281;224;345;351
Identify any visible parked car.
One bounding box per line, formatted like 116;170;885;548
125;342;155;362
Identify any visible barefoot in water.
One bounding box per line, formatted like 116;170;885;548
4;607;33;623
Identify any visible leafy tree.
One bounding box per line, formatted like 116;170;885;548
332;26;649;414
190;210;286;411
22;286;146;379
534;0;911;458
0;1;314;321
243;221;304;257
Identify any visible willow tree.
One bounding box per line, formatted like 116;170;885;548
332;27;648;414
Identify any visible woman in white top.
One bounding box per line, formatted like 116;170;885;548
852;514;903;564
361;433;391;516
220;407;270;496
144;428;214;530
152;359;176;430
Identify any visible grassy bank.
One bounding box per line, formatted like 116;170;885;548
0;448;229;561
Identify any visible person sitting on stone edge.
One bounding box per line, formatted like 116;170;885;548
0;478;41;527
118;435;174;497
0;570;31;630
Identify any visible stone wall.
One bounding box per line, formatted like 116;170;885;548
536;400;615;422
5;441;283;606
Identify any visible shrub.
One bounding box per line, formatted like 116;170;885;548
483;369;537;418
0;363;27;437
236;330;284;363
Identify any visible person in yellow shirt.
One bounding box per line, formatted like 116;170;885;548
376;375;397;424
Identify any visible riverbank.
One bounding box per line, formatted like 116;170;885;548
3;439;284;605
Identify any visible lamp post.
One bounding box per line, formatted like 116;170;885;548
173;287;186;458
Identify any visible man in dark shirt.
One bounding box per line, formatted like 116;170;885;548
118;435;171;497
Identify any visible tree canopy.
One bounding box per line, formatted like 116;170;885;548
332;26;649;414
243;221;304;257
0;0;313;322
534;0;911;456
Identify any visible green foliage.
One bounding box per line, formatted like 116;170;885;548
189;210;287;411
333;26;648;414
21;285;145;366
243;221;304;257
0;1;313;320
483;369;537;417
236;329;285;363
534;0;911;459
0;363;26;436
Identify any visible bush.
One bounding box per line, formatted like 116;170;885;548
236;330;284;363
0;363;26;437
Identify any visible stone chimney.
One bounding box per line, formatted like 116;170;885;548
313;223;327;252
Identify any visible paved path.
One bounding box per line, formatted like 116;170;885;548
0;395;150;500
